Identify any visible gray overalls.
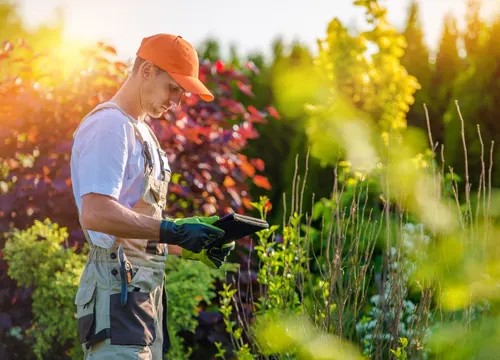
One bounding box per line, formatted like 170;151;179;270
73;102;171;359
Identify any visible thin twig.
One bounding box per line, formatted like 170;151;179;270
282;191;287;233
424;103;437;152
456;101;472;232
476;125;485;248
487;141;494;245
424;103;440;235
449;167;466;231
299;147;310;218
290;154;299;221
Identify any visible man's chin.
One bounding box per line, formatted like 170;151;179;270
147;110;164;119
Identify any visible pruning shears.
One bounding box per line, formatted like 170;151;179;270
117;245;133;307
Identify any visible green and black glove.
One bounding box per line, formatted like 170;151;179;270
159;216;225;254
182;241;236;269
176;216;235;269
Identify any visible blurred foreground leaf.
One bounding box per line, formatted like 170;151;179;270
255;314;364;360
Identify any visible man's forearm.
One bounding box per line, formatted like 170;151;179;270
81;193;162;240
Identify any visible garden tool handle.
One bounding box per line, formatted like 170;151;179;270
117;245;128;307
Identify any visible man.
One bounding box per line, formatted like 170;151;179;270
70;34;235;359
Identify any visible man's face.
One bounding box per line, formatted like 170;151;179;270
138;61;186;118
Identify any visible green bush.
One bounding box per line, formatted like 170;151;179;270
3;219;86;359
3;219;232;359
164;255;233;359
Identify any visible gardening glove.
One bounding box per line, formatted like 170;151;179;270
182;241;236;269
160;215;225;254
172;215;220;226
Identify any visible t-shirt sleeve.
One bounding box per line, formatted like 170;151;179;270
74;112;130;200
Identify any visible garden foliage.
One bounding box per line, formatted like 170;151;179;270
2;0;500;359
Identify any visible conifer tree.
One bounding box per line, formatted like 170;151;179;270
464;0;484;59
429;13;463;145
444;14;500;189
401;0;431;132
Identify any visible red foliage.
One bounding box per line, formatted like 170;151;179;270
266;105;281;120
152;59;276;218
0;40;274;241
252;175;272;190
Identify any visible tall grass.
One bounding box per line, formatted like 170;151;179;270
217;102;498;360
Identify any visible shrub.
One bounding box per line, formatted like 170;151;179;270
164;254;237;359
3;219;86;359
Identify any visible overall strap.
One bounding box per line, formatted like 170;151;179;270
142;122;170;181
143;121;161;148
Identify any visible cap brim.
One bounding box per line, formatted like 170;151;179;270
169;73;214;102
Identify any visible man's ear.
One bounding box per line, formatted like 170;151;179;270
141;61;155;80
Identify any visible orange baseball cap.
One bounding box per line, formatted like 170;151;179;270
136;33;214;102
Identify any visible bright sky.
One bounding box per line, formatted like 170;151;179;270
17;0;500;62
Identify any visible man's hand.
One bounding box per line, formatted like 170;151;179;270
160;216;225;253
182;241;236;269
176;216;235;268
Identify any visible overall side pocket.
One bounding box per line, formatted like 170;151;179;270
109;266;157;346
74;283;97;344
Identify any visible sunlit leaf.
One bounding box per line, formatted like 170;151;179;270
3;41;14;52
103;45;117;55
237;80;254;97
250;158;265;171
223;176;236;188
245;61;260;74
215;59;225;73
114;61;128;71
266;106;281;119
238;155;256;177
253;175;271;190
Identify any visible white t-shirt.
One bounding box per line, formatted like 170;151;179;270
70;104;170;248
